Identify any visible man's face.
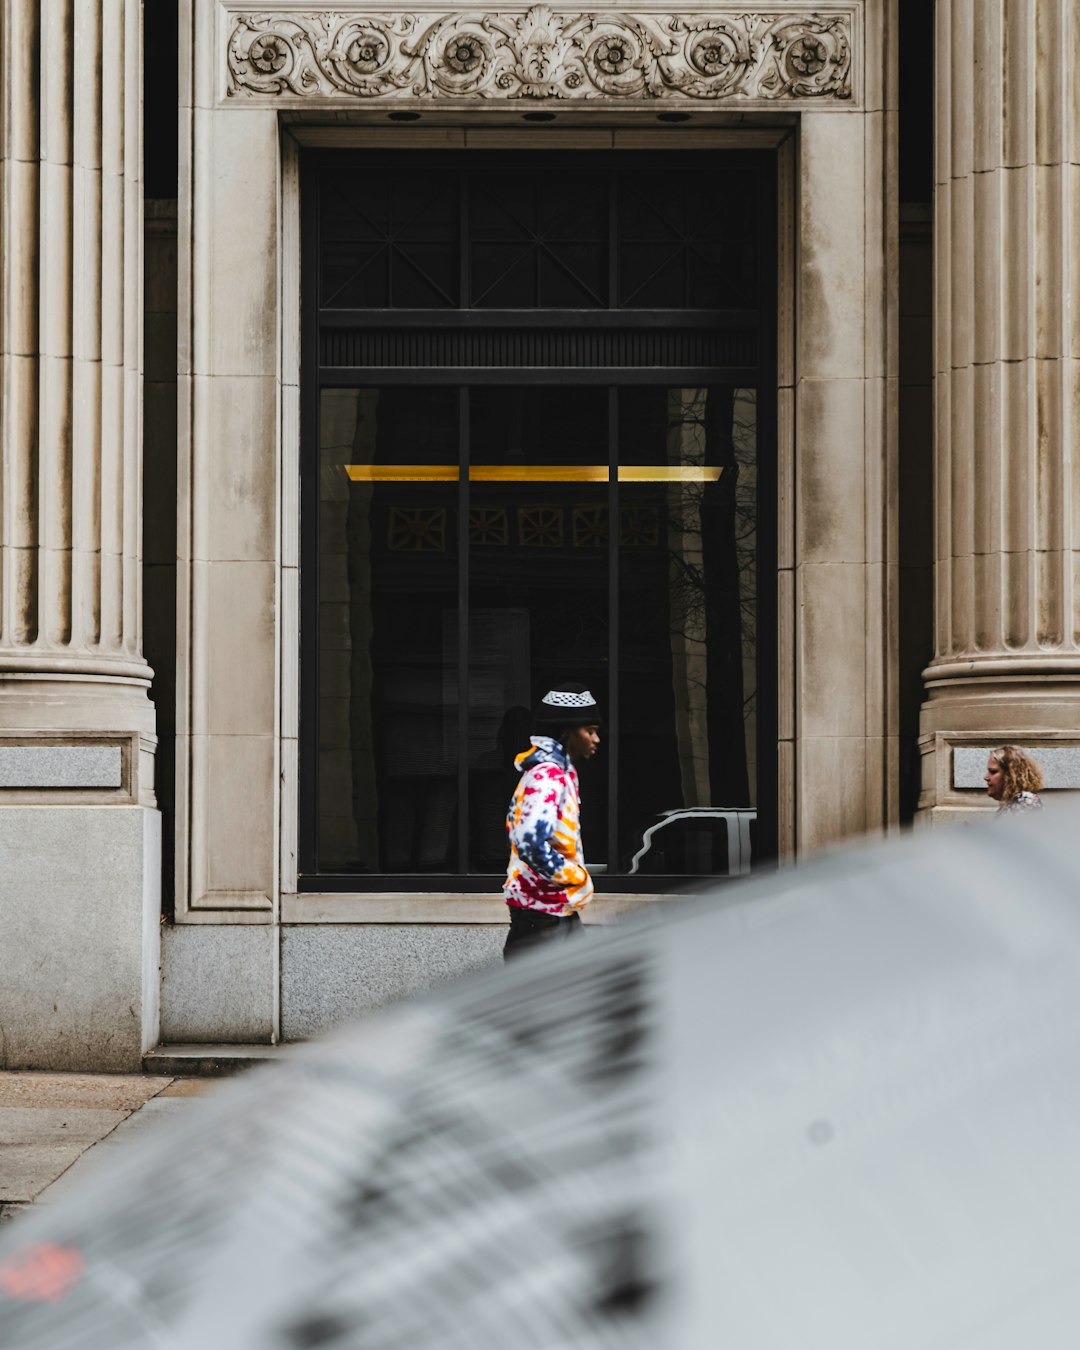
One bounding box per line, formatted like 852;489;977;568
566;724;601;762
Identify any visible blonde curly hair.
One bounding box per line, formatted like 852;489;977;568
989;745;1044;799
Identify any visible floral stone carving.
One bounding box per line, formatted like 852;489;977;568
225;7;855;102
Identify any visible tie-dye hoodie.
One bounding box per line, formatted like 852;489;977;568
504;736;593;915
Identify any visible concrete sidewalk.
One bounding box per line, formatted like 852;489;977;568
0;1072;220;1227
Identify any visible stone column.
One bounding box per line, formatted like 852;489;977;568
0;0;160;1069
919;0;1080;818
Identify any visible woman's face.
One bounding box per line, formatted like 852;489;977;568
985;755;1006;800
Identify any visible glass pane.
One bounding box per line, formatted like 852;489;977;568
617;168;759;309
616;386;758;877
319;170;460;310
617;245;683;309
468;383;610;871
470;387;607;471
318;388;460;873
340;384;457;473
468;244;535;309
390;244;459;309
470;172;607;308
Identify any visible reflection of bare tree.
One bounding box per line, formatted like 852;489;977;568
318;389;375;869
665;388;757;807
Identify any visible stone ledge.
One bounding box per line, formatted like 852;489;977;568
280;891;673;923
142;1044;292;1077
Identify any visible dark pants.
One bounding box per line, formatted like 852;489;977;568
504;906;583;961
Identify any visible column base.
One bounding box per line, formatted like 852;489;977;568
0;671;158;806
917;668;1080;822
0;670;155;734
0;806;161;1071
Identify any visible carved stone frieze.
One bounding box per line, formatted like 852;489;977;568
224;6;855;102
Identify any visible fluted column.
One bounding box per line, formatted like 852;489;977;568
0;0;153;740
0;2;160;1071
919;0;1080;816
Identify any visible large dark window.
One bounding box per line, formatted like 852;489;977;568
301;150;776;889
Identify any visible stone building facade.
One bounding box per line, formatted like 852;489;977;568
1;0;1076;1069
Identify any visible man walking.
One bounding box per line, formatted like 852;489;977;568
503;682;601;960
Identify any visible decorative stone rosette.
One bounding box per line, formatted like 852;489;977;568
226;7;855;102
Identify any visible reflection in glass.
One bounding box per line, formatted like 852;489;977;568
617;386;757;875
467;387;610;870
468;382;609;874
470;387;607;469
317;383;759;880
318;388;459;873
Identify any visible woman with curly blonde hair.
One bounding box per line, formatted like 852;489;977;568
984;745;1044;813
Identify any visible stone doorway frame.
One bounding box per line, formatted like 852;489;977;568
174;1;898;930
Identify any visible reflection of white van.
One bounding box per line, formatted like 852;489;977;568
627;808;757;878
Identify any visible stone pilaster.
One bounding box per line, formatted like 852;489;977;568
0;1;159;1070
919;0;1080;818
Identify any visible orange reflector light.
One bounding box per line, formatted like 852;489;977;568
345;466;724;483
345;465;459;482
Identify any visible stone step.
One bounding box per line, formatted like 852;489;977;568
143;1044;296;1077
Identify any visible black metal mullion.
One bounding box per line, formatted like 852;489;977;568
386;173;395;306
607;385;619;878
534;183;543;306
457;386;470;873
683;171;691;305
607;166;615;309
460;166;470;307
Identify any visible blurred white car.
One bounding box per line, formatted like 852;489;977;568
4;807;1080;1350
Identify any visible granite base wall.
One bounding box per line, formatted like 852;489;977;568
0;806;161;1071
160;924;275;1042
281;925;505;1041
